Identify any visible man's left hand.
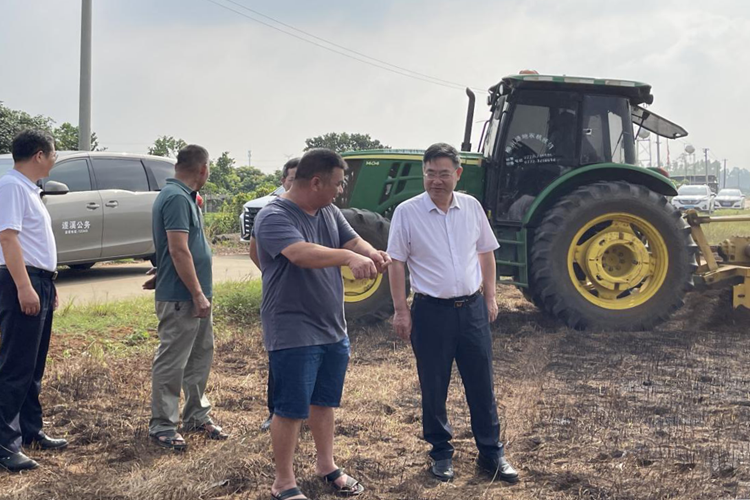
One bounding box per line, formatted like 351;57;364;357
142;267;157;290
485;295;498;323
369;250;392;273
54;288;59;311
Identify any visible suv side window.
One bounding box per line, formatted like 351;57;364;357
46;159;92;192
91;158;149;191
143;159;175;190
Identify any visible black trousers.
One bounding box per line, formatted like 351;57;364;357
410;292;502;461
0;269;55;455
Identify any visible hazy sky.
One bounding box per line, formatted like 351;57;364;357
2;0;749;172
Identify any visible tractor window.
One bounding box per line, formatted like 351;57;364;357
503;103;578;170
581;96;635;166
483;96;506;158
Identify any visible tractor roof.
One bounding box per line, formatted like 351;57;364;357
491;74;654;104
341;149;484;161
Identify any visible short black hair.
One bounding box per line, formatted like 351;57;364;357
175;144;209;171
11;129;55;162
423;142;461;168
282;157;300;179
295;148;347;181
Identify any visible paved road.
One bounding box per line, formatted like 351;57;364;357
55;254;260;306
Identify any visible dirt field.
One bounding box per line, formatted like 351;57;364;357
1;286;749;500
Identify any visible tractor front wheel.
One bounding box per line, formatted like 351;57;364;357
530;181;695;330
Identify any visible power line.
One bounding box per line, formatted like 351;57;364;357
221;0;485;92
204;0;486;93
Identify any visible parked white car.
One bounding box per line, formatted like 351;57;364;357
239;186;284;241
0;151;175;269
715;188;746;210
671;184;715;213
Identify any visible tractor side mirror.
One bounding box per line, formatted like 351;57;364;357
42;180;70;196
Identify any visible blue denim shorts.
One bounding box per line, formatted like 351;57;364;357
268;337;350;419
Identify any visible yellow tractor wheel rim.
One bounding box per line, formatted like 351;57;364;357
342;266;383;303
566;213;669;310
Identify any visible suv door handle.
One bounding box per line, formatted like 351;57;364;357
105;201;119;208
86;203;100;210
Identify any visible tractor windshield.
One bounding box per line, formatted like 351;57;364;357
580;95;636;166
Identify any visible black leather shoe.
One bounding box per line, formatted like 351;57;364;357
430;458;454;482
0;451;39;472
476;455;519;483
23;432;68;450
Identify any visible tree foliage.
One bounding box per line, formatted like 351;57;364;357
304;132;390;153
52;122;102;151
148;136;187;158
1;103;102;154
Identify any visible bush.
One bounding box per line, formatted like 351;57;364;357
204;212;237;239
203;183;278;236
213;279;262;328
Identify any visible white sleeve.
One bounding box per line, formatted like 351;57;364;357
475;199;499;253
0;184;26;233
386;205;409;262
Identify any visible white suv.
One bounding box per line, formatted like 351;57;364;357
671;184;715;213
0;152;176;269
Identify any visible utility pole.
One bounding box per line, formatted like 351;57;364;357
247;150;252;167
703;148;709;185
655;135;661;168
723;159;727;190
78;0;92;151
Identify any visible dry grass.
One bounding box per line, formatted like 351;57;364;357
1;285;749;499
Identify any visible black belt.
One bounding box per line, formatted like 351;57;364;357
413;290;481;308
0;265;57;281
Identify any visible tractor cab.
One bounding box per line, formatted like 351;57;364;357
472;75;688;222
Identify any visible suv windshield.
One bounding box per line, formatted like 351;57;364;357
678;186;708;196
718;189;742;197
0;158;13;176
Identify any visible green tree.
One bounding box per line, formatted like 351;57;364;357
148;136;187;158
304;132;390;153
235;166;281;192
208;152;240;193
52;122;102;151
0;102;53;154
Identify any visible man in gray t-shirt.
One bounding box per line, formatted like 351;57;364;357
254;148;391;500
255;196;356;351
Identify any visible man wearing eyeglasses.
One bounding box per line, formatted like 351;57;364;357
0;129;68;472
387;142;518;483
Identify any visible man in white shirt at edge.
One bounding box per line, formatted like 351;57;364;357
387;142;519;483
0;129;68;473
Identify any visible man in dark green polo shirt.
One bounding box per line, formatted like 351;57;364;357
148;144;228;450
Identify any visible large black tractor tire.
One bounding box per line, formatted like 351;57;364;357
530;181;696;331
341;208;407;324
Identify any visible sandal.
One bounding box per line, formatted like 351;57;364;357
321;468;365;497
271;487;308;500
184;422;229;440
150;430;187;451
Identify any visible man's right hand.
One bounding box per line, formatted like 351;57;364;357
192;292;211;318
18;284;41;316
347;253;378;280
392;309;412;341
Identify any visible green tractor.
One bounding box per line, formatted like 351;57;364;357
338;74;695;330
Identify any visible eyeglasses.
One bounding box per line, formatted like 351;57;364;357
37;150;57;161
423;171;455;180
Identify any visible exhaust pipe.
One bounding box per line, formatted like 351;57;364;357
461;88;475;152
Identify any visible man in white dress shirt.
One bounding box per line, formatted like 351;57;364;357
387;142;518;483
0;129;68;472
